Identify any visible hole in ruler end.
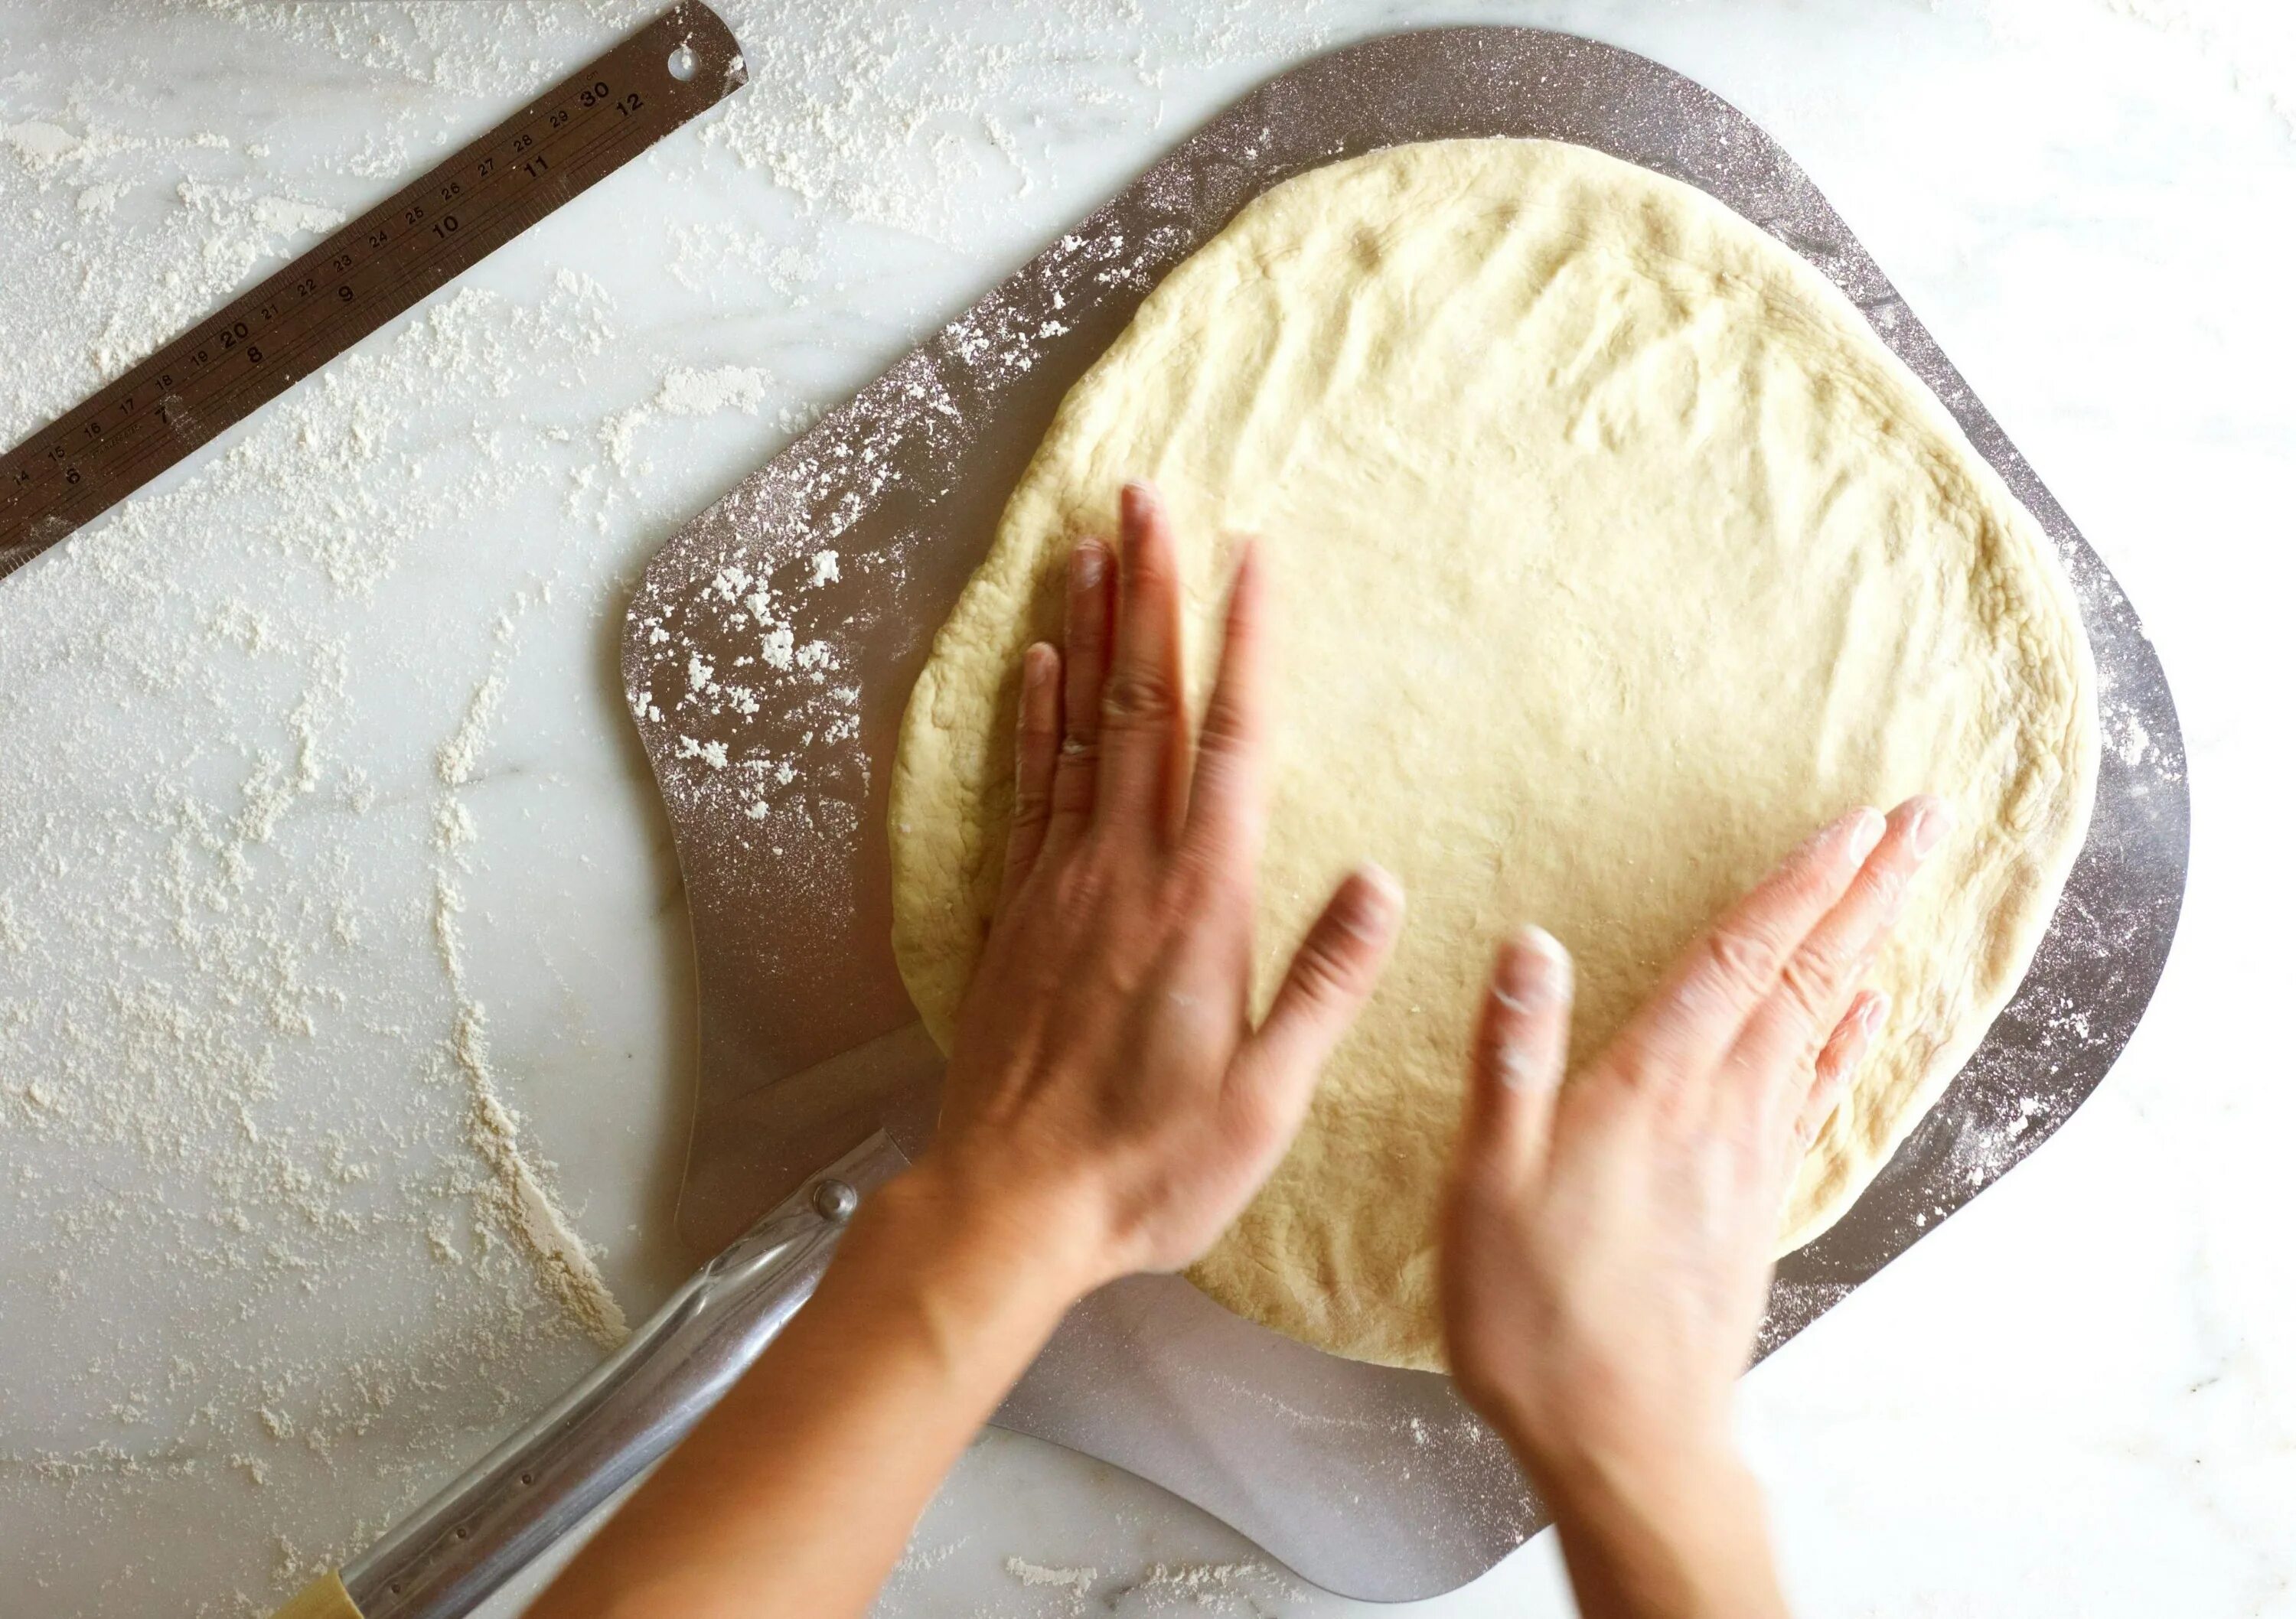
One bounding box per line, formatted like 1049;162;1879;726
667;44;698;82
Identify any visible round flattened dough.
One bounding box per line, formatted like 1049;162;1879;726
888;138;2098;1370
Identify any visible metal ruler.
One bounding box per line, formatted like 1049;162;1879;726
0;2;747;582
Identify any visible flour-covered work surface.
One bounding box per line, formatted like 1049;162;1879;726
0;3;2290;1617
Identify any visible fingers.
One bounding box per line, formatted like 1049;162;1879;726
1792;990;1887;1151
1234;865;1404;1113
1179;541;1270;878
1455;927;1574;1196
1048;538;1114;831
1727;795;1950;1128
1096;481;1191;834
999;642;1062;894
1616;803;1887;1081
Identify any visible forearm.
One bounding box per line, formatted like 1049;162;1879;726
530;1163;1097;1619
1529;1443;1789;1619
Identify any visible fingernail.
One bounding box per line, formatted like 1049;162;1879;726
1073;542;1105;588
1494;924;1572;1012
1857;990;1890;1037
1122;478;1155;513
1909;796;1955;859
1342;862;1403;940
1496;1042;1545;1092
1023;642;1055;688
1844;806;1886;862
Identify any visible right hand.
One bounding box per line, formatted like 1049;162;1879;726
1439;796;1950;1614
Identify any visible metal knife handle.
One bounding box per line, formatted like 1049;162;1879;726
338;1132;910;1619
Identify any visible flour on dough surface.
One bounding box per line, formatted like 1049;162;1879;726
889;138;2097;1370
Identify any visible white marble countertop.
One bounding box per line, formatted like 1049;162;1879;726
1;2;2289;1614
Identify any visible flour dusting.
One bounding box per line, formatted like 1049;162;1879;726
1005;1556;1099;1617
0;0;2203;1613
0;133;647;1602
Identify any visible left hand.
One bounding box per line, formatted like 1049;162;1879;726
527;483;1396;1619
916;480;1404;1291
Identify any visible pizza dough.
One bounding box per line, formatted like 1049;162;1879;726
887;138;2098;1371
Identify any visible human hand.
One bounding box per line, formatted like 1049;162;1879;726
537;490;1401;1619
1439;797;1949;1612
915;481;1404;1295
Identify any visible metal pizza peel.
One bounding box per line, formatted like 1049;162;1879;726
612;23;2188;1601
281;24;2190;1617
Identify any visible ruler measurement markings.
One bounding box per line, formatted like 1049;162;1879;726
0;5;741;578
7;124;554;523
18;81;598;497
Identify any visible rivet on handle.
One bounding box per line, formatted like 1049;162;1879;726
811;1178;859;1222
